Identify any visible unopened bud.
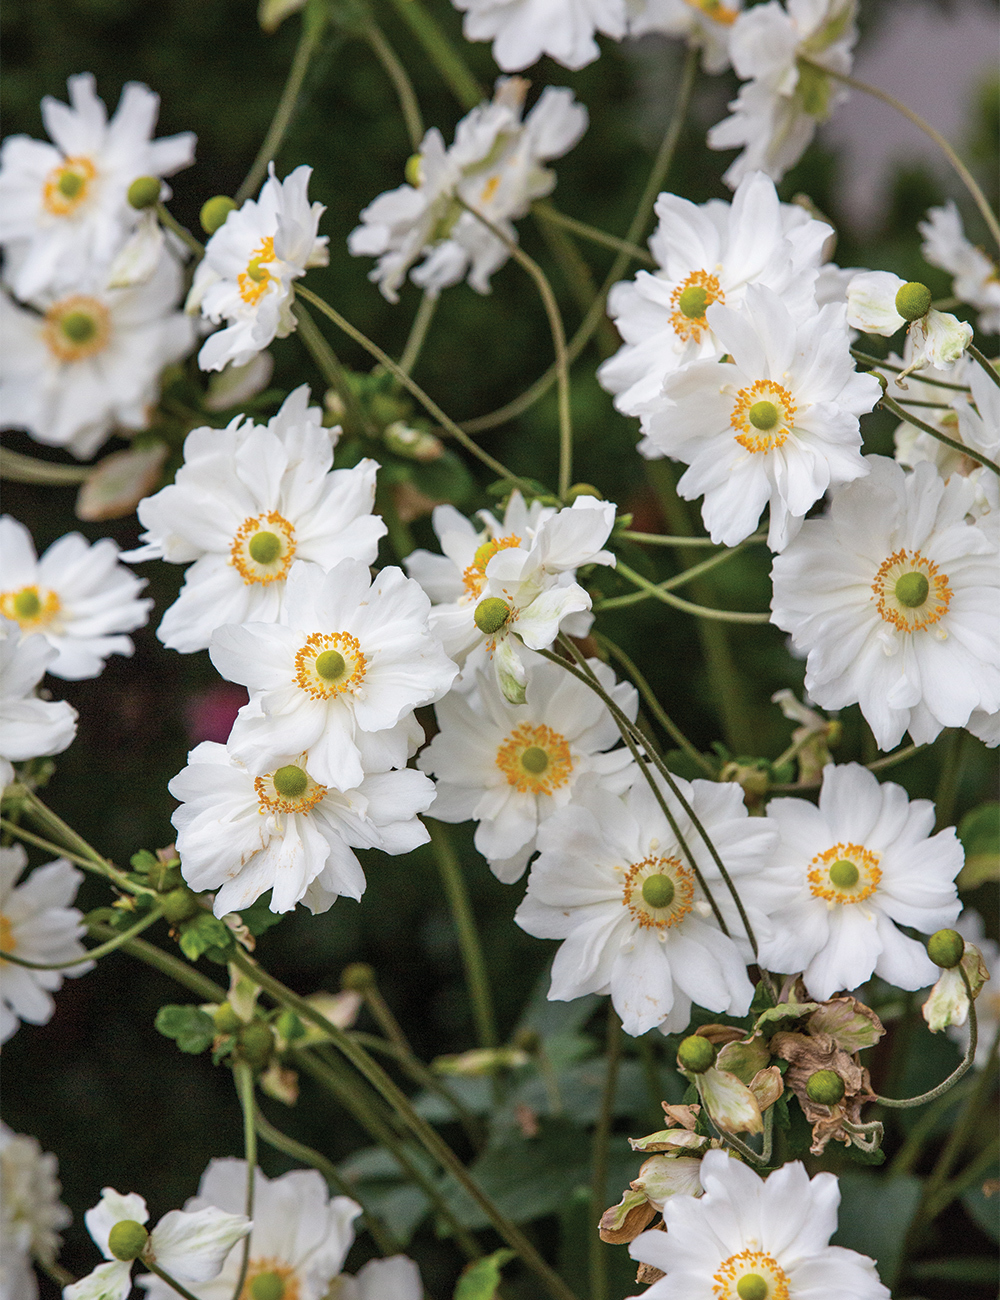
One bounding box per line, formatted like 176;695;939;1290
894;281;932;322
213;1001;243;1035
565;483;602;501
927;928;965;969
276;1009;306;1042
474;597;511;635
127;176;161;210
383;421;444;463
805;1069;845;1105
239;1021;275;1069
161;886;199;925
341;961;375;992
677;1034;715;1074
108;1219;149;1261
200;195;238;235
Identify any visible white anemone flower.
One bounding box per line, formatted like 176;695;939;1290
708;0;859;188
418;649;638;881
515;774;778;1036
951;361;1000;522
452;0;627;71
210;558;457;792
759;763;962;1000
339;1257;424;1300
0;251;195;459
0;845;92;1045
188;164;328;371
169;741;436;916
0;618;77;795
127;386;385;652
920;201;1000;335
67;1187;250;1300
771;456;1000;749
630;1148;889;1300
349;78;587;301
137;1159;360;1300
0;517;150;680
0;73;195;301
598;171;833;418
1;1124;71;1300
637;284;879;550
846;270;973;373
628;0;744;73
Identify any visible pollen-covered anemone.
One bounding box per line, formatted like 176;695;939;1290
515;771;777;1036
771;456;1000;749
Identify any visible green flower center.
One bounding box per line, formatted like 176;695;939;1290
58;169;85;199
474;597;511;635
806;1068;846;1105
60;311;98;344
748;400;779;431
736;1276;769;1300
677;1033;715;1074
248;531;282;565
894;571;929;608
521;746;549;774
12;589;42;619
107;1219;149;1261
314;650;346;681
250;1274;286;1300
127;175;161;209
677;284;709;319
272;765;308;799
894;281;932;322
641;874;675;909
828;859;859;889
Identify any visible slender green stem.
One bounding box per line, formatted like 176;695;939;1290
619;531;724;547
532;202;655;266
156;202;204;258
0;817;117;876
614;559;771;623
87;924;227;1002
851;349;970;391
383;0;482;109
875;971;979;1108
146;1261;205;1300
230;1060;257;1300
427;820;498;1049
294;300;378;437
589;1007;622;1300
15;793;154;898
801;57;1000;249
376;478;417;559
398;290;438;374
364;21;424;151
0;905;164;969
894;398;955;409
295;285;536;490
236;9;327;204
596;541;760;611
39;1260;77;1290
880;394;1000;474
0;448;91;485
768;742;928;793
967;343;1000;388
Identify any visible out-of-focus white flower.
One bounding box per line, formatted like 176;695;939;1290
920;201;1000;335
708;0;859;188
452;0;627;70
338;1256;424;1300
169;741;435;916
628;0;743;73
1;1123;70;1300
637;284;878;550
105;210;166;289
599;172;832;418
188;164;328;371
418;648;637;881
138;1159;360;1300
0;517;150;680
846;270;972;373
515;773;777;1036
0;845;91;1045
127;386;384;653
759;763;962;1000
770;457;1000;749
0;618;77;795
210;558;457;792
947;911;1000;1067
0;73;194;301
350;79;586;301
0;251;194;460
951;361;1000;522
630;1148;889;1299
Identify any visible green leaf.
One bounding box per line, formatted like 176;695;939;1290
155;1005;216;1054
178;912;236;962
130;850;158;873
957;803;1000;889
237;892;285;937
454;1249;516;1300
832;1172;921;1289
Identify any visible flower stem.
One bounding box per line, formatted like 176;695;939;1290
12;792;155;899
595;540;762;611
0;448;91;484
933;728;966;831
0;904;164;968
886;1075;975;1177
363;20;424;151
879;393;999;475
532;202;656;266
619;531;727;547
875;971;979;1108
967;343;1000;389
0;816;118;877
398;289;438;375
145;1261;204;1300
383;0;482;109
800;57;1000;250
589;1006;622;1300
613;559;771;623
230;1059;257;1300
156;202;204;258
851;348;970;391
293;300;378;436
87;923;227;1001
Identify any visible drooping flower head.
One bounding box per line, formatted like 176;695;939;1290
452;0;627;70
0;618;78;795
1;1124;71;1300
846;270;973;374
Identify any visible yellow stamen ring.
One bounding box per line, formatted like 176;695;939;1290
669;269;725;344
239;236;277;305
254;766;326;816
713;1251;790;1300
808;842;882;905
42;295;112;362
731;379;796;452
461;534;522;601
240;1258;301;1300
294;631;367;700
622;854;695;930
42;156;96;216
229;511;297;586
872;548;951;633
0;585;62;633
684;0;738;25
495;722;572;795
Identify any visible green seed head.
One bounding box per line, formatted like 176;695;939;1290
474;597;511;636
213;1001;243;1035
127;176;161;209
314;650;346;681
894;571;929;608
736;1276;769;1300
248;531;281;565
641;874;675;910
250;1275;286;1300
272;765;308;800
61;311;98;344
678;285;709;319
12;589;41;620
894;281;932;322
521;746;549;774
341;961;375;992
108;1219;149;1261
748;400;779;431
927;928;965;969
239;1021;275;1069
806;1068;846;1105
58;170;85;199
677;1034;716;1074
161;886;200;925
200;195;238;235
828;859;859;890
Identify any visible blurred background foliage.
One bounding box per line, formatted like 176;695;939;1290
1;0;998;1295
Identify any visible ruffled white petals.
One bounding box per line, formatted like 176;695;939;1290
0;619;77;784
84;1189;149;1259
63;1259;134;1300
452;0;626;71
1;1124;71;1294
147;1207;250;1282
920;200;1000;334
846;270;907;336
948;911;1000;1066
628;0;743;73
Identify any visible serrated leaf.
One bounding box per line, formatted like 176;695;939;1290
454;1249;516;1300
178;912;236;962
155;1005;216;1054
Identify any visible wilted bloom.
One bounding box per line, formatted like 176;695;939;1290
945;911;1000;1066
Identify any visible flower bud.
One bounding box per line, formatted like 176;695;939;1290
275;1009;306;1042
127;176;162;210
108;1219;149;1260
238;1021;275;1070
894;281;932;322
200;195;238;235
161;886;200;925
565;483;602;501
927;928;965;969
213;1001;243;1035
474;597;511;635
341;961;375;992
805;1068;845;1105
677;1034;716;1074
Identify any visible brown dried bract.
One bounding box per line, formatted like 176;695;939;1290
771;1029;876;1155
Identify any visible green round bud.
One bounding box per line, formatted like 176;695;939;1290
565;483;603;502
127;176;161;209
200;195;238;235
677;1034;716;1074
248;530;282;565
272;765;308;799
641;873;675;910
108;1219;149;1261
250;1274;286;1300
12;589;41;620
806;1069;845;1106
894;571;929;608
404;154;423;187
927;928;965;969
521;746;549;774
58;170;85;199
61;311;98;344
161;886;200;925
474;597;511;636
276;1009;306;1042
213;1001;243;1035
678;285;709;319
828;859;859;890
314;650;346;681
341;961;375;992
736;1276;769;1300
894;281;932;322
748;400;779;431
239;1021;275;1069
